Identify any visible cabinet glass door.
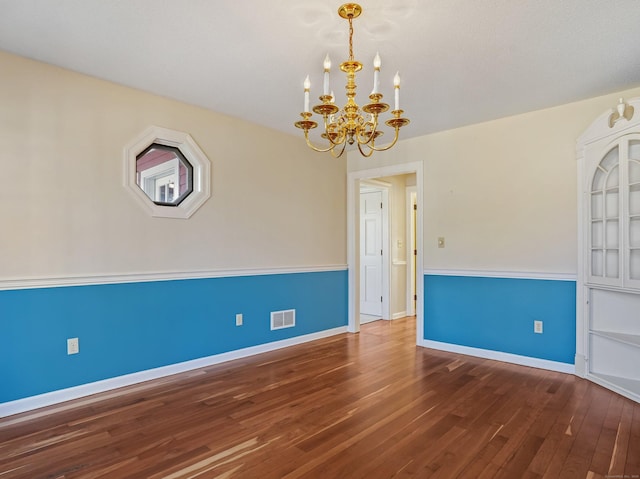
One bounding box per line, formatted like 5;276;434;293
590;146;620;284
628;140;640;284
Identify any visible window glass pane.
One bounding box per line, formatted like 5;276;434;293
601;146;619;171
591;221;603;248
631;250;640;280
592;168;605;191
630;159;640;184
592;250;603;277
605;165;619;189
606;219;619;248
630;217;640;248
591;192;603;219
606;250;619;278
630;184;640;216
629;140;640;161
605;191;618;218
136;143;193;206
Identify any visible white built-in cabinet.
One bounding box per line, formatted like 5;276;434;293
577;98;640;404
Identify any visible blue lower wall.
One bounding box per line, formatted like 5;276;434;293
0;270;347;403
424;275;576;364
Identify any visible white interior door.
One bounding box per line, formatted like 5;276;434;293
360;190;383;316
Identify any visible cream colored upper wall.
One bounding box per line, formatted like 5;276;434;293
348;86;640;274
0;51;346;279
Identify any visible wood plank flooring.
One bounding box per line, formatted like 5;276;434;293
1;316;639;478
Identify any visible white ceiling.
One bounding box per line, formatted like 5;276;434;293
1;0;640;140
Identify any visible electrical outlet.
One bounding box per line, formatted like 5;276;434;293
534;320;543;334
67;337;79;355
235;313;243;326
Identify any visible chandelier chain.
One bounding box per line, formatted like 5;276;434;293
348;16;354;61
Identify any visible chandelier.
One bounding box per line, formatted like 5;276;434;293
294;3;410;158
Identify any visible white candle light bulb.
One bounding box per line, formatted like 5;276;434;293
323;54;331;96
324;54;332;71
393;72;401;111
304;75;311;113
372;52;381;95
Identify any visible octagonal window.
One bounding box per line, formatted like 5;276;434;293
124;126;211;219
136;144;193;206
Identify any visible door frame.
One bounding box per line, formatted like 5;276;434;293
347;161;424;346
359;180;391;320
406;186;417;317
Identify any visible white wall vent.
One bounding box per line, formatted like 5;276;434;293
271;309;295;330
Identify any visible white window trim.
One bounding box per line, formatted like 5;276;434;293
124;126;211;219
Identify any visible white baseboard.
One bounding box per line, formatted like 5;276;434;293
391;311;407;320
0;326;348;419
420;339;575;374
574;353;587;377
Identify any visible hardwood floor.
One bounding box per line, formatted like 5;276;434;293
1;316;639;478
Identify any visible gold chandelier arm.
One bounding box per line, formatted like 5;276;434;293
356;141;375;157
360;126;402;153
369;127;401;152
355;116;379;145
303;130;338;153
330;142;348;158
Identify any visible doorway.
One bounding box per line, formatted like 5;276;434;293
347;161;424;346
359;180;390;324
